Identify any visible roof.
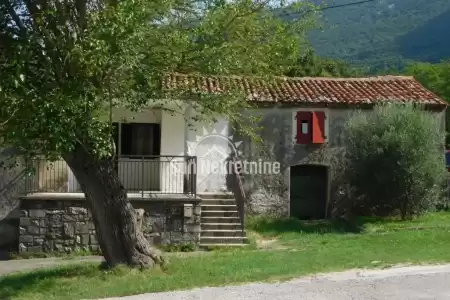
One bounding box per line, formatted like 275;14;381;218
162;73;446;107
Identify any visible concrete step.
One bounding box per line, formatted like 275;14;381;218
202;204;237;212
201;229;246;237
201;222;243;230
198;192;234;200
201;199;237;205
199;243;247;248
200;236;248;244
201;210;239;217
201;216;241;224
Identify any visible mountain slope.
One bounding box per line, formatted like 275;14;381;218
304;0;450;71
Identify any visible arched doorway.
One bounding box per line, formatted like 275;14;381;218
290;164;329;220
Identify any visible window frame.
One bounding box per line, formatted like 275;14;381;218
292;108;329;145
112;122;161;158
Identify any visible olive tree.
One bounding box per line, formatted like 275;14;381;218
344;103;447;219
0;0;318;267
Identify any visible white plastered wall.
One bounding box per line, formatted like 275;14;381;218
185;106;231;193
160;109;186;193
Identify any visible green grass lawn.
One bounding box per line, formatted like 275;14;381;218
2;212;450;300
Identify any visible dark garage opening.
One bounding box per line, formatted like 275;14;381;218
290;164;329;220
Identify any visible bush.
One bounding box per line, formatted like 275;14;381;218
344;103;447;219
160;242;196;253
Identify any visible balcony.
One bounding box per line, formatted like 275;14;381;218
24;156;197;198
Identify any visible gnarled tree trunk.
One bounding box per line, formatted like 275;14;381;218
63;144;165;268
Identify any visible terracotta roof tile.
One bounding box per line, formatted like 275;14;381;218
162;73;446;107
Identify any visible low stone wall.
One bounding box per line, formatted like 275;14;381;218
18;196;201;253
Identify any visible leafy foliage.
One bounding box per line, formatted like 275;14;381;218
0;0;318;160
383;60;450;145
285;49;364;77
344;104;446;219
404;61;450;103
160;242;196;253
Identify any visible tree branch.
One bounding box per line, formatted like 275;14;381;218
223;0;271;30
0;109;18;127
5;0;28;37
75;0;87;29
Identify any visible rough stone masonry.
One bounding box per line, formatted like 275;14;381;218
19;196;201;253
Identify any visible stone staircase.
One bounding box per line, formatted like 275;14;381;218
199;193;248;247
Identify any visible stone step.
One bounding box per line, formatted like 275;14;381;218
201;216;241;224
202;204;237;212
201;210;239;217
199;243;247;248
199;236;248;244
201;199;237;205
201;229;246;237
198;192;234;200
201;222;243;230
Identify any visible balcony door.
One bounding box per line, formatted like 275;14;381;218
113;123;161;192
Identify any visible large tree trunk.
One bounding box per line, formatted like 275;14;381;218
63;144;165;268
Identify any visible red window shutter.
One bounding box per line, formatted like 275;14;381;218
312;111;326;144
296;111;312;144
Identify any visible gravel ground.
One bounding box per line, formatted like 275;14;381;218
101;264;450;300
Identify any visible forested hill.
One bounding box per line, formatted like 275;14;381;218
286;0;450;72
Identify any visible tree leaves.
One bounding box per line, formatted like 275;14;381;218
0;0;318;160
403;60;450;145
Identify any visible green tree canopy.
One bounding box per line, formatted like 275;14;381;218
0;0;319;268
404;61;450;102
403;61;450;145
285;49;363;77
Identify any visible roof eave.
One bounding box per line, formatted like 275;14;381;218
251;100;447;111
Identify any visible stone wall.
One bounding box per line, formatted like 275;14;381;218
18;196;201;253
235;107;357;217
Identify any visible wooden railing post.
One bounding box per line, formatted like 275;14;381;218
232;157;245;232
193;156;197;196
141;156;145;199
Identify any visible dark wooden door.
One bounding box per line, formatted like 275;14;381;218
290;165;328;220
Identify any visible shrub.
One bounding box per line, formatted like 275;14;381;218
344;103;447;219
160;242;196;253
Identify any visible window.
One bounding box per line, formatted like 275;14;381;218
301;121;309;134
113;123;161;157
296;111;312;144
295;111;326;144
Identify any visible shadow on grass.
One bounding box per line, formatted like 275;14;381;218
246;217;362;235
0;263;101;299
246;215;407;235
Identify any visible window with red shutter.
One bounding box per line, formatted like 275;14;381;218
295;110;327;144
295;111;312;144
312;111;326;144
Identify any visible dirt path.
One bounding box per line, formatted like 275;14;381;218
0;251;212;276
0;256;103;276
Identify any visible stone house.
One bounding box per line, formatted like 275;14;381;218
163;73;447;219
1;73;446;254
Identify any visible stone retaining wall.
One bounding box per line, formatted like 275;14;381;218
19;196;201;253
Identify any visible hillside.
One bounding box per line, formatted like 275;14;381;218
299;0;450;71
